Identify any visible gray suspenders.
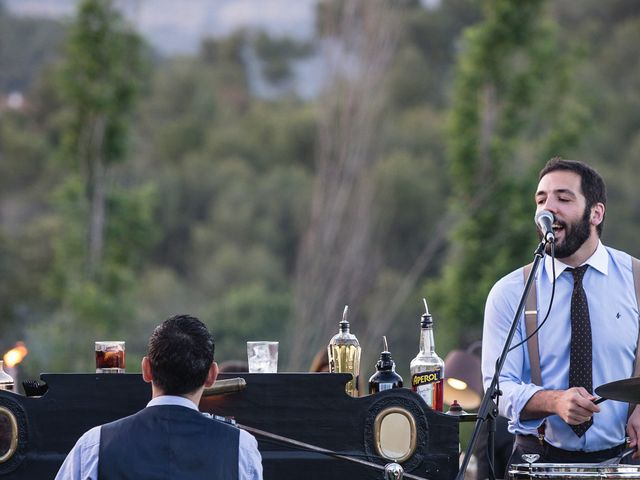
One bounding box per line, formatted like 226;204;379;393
523;256;640;414
523;263;542;386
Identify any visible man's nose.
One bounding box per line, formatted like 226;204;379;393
540;198;558;214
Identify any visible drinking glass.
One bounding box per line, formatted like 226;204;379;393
95;341;126;373
247;341;278;373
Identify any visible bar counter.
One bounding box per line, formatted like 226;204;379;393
0;373;461;479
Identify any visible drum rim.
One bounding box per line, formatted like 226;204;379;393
509;463;640;479
510;463;640;469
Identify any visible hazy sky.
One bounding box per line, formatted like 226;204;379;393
6;0;318;55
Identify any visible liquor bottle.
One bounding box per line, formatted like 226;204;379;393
369;336;403;394
0;361;14;391
328;305;361;397
410;298;444;411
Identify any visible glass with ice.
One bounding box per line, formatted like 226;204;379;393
95;341;126;373
247;341;278;373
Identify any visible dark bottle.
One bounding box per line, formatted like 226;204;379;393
368;336;403;394
410;298;445;411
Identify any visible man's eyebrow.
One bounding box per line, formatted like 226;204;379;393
535;188;577;198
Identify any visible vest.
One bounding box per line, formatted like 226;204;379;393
98;405;240;480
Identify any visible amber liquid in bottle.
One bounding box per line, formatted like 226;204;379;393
328;306;361;397
410;299;444;411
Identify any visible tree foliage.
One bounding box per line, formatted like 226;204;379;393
428;0;603;352
58;0;147;274
1;0;640;382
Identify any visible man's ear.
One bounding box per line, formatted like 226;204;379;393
591;202;605;226
142;356;153;384
205;362;219;388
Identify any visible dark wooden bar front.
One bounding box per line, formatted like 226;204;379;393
0;373;460;479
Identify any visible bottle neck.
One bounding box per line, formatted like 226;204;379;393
419;325;435;354
377;352;395;371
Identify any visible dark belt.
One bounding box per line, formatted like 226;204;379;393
514;434;626;463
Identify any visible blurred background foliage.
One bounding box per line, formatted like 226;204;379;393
1;0;640;384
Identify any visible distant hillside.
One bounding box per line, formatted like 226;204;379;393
0;6;65;93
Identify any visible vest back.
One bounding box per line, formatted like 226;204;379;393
98;405;239;480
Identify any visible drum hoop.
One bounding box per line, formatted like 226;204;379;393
509;463;640;478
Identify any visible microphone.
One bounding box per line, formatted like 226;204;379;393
535;210;555;243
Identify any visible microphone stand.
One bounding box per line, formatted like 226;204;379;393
456;240;547;480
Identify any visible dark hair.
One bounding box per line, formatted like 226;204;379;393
539;157;607;236
147;314;214;395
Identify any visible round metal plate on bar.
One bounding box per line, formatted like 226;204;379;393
0;406;18;464
374;407;417;463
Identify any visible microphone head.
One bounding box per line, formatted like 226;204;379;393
534;209;554;225
534;209;555;243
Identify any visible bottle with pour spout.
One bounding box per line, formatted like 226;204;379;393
368;336;403;394
327;305;361;397
410;298;445;411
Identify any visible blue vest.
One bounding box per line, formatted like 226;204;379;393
98;405;239;480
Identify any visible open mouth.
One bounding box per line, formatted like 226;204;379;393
552;222;565;237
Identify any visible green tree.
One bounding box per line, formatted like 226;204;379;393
252;32;312;84
429;0;578;351
18;0;157;376
58;0;146;276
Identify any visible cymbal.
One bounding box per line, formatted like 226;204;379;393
595;377;640;403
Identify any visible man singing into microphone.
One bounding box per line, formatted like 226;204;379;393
482;158;640;471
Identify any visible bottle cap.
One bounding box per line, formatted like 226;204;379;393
376;336;395;371
420;298;433;327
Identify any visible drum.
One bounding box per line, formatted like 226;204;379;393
509;463;640;479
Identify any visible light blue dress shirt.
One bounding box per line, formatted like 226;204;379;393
55;395;263;480
482;241;639;452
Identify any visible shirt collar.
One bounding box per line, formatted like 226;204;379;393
147;395;199;410
543;240;608;282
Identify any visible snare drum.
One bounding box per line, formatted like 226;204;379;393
509;463;640;479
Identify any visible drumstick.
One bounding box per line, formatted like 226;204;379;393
594;397;607;405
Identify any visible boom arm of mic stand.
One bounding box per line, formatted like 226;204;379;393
456;240;546;480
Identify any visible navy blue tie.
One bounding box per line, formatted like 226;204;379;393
568;265;592;437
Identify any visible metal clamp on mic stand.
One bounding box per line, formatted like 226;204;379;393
456;239;548;480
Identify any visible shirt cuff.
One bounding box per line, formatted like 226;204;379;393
507;383;546;432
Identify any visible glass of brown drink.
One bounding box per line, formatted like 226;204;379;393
95;341;126;373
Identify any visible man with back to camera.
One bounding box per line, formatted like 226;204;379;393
56;314;263;479
481;158;640;472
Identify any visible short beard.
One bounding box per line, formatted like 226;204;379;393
542;206;592;259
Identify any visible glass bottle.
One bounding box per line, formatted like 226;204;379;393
410;298;444;411
369;336;403;394
0;361;14;391
328;305;361;397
